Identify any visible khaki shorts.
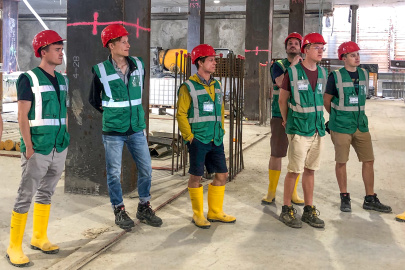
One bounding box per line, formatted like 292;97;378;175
270;117;288;158
287;133;324;173
330;130;374;163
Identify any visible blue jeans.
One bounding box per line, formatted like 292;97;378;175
102;131;152;208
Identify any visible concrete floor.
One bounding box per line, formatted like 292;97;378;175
1;99;405;269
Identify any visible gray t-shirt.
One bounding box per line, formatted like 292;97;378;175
112;58;129;85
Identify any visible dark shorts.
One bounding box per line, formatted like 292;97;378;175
270;117;289;158
188;138;228;176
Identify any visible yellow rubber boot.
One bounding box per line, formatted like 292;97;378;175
262;169;280;204
207;184;236;223
6;211;30;267
291;174;305;206
188;186;211;229
396;211;405;222
30;203;59;254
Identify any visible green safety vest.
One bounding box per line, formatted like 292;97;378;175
18;67;70;155
93;56;146;133
328;67;369;134
285;64;327;137
181;78;224;146
271;58;290;118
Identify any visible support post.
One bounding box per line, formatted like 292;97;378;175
0;0;3;114
288;0;305;35
244;0;273;121
65;0;151;195
350;5;358;42
187;0;205;75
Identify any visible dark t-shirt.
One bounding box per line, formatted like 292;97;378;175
17;67;61;102
271;63;285;84
325;70;360;98
281;63;318;92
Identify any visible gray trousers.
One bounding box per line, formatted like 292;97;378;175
13;148;67;214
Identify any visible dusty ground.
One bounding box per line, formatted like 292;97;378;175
1;99;405;269
83;99;405;270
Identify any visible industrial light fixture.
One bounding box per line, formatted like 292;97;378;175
214;0;220;3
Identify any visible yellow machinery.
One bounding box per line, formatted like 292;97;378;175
158;49;188;73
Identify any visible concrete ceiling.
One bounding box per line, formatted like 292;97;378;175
17;0;405;15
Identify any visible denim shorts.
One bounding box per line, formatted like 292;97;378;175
188;138;228;176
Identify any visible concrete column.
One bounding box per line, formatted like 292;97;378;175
2;0;18;74
288;0;306;35
244;0;273;120
187;0;205;74
0;0;3;114
350;5;359;42
65;0;151;195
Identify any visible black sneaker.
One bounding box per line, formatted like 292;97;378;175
136;202;163;227
301;205;325;228
340;193;351;212
114;206;135;229
363;193;392;213
279;205;302;228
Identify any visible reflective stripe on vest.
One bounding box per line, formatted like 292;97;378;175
278;61;285;70
29;118;66;127
96;63;120;99
332;68;368;112
130;57;145;94
288;103;324;113
97;56;143;108
101;99;142;108
289;65;326;113
185;80;222;124
26;70;67;127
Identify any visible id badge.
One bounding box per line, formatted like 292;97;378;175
203;101;214;112
297;80;309;91
317;83;323;94
349;95;359;104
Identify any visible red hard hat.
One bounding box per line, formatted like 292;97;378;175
32;30;65;58
285;32;303;45
301;32;327;53
338;41;360;60
191;44;217;64
101;24;129;47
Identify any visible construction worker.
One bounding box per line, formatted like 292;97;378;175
176;44;236;229
262;32;304;206
6;30;69;267
278;33;327;229
89;24;162;230
323;41;392;213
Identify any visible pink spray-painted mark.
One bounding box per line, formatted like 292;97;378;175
245;46;270;56
67;12;151;38
92;12;99;35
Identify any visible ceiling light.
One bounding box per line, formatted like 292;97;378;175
214;0;220;4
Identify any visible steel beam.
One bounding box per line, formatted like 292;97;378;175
288;0;305;35
244;0;273;120
65;0;151;195
187;0;205;75
350;5;358;42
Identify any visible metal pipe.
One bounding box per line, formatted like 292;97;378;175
240;56;245;170
171;52;179;175
176;51;184;172
182;53;189;177
228;53;234;181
